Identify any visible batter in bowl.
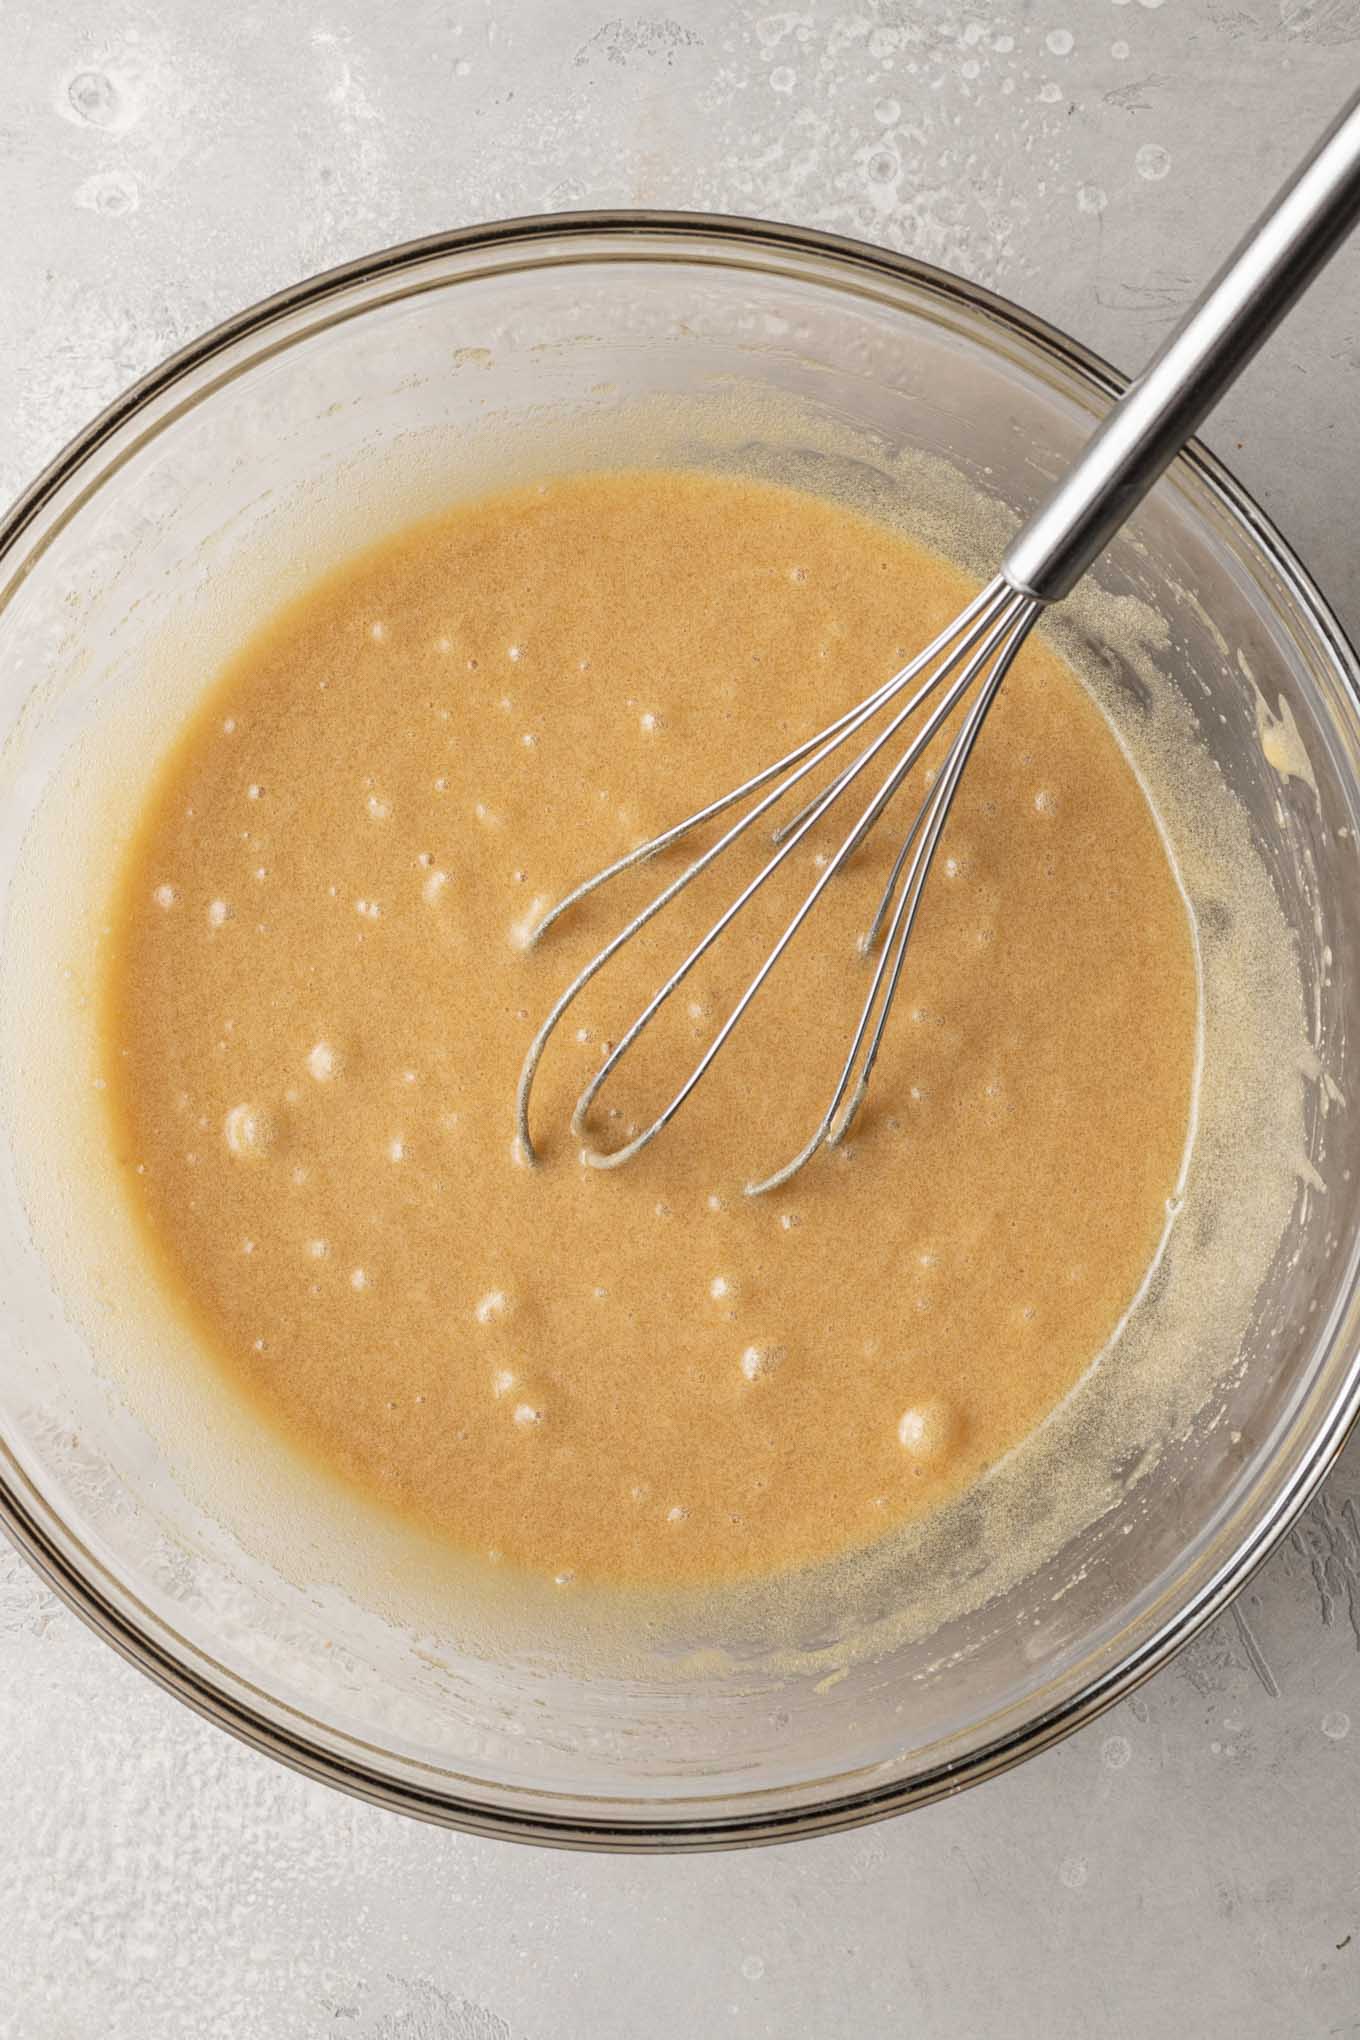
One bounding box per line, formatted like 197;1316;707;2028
100;471;1198;1588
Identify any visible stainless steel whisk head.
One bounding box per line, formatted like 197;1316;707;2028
515;578;1039;1194
516;91;1360;1190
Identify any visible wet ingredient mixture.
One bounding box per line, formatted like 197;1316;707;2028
102;471;1199;1587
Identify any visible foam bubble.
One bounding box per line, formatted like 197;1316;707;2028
222;1103;273;1159
741;1343;784;1382
306;1040;339;1082
897;1397;959;1460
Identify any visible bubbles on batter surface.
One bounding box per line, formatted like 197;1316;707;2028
740;1342;784;1383
306;1040;341;1082
222;1103;274;1159
896;1397;960;1463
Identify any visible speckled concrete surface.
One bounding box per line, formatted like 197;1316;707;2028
2;4;1359;2036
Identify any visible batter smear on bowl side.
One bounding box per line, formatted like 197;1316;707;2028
101;471;1199;1587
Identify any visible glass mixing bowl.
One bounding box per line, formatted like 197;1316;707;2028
1;215;1358;1850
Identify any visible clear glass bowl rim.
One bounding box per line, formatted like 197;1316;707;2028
3;208;1359;1852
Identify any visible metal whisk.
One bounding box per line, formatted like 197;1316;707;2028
517;91;1360;1195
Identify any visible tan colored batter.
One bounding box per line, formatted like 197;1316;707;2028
101;471;1198;1588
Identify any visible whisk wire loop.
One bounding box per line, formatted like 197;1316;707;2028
516;577;1037;1187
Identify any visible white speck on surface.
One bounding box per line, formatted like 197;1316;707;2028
306;1040;338;1082
56;64;145;134
207;899;231;928
152;883;178;909
1045;28;1075;56
74;169;141;215
222;1103;272;1159
1321;1710;1351;1740
1077;184;1107;215
475;1289;510;1324
1102;1735;1132;1770
1136;142;1172;182
1059;1857;1089;1891
740;1343;784;1382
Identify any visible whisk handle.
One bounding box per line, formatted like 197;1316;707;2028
1002;88;1360;605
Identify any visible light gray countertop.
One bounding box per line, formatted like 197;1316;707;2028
2;4;1359;2035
